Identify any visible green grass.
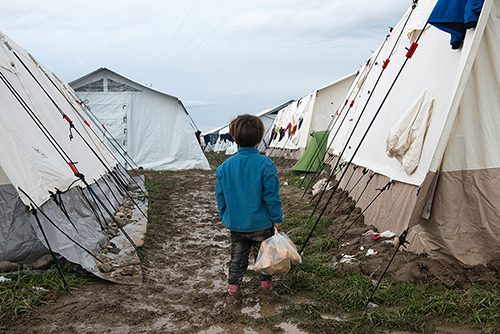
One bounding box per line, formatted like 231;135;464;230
276;209;500;334
144;178;159;196
0;268;88;322
282;170;308;187
204;152;228;169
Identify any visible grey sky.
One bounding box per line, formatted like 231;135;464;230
1;0;409;131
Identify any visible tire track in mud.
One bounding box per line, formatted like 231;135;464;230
6;170;231;334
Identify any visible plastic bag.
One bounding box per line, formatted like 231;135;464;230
254;229;302;275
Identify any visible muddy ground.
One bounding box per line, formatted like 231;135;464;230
2;169;311;334
2;157;499;333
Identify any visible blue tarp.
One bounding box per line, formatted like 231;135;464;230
428;0;485;49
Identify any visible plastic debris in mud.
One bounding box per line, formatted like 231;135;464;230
0;276;11;283
339;254;356;264
366;249;377;256
379;230;396;238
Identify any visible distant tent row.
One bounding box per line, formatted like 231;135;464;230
203;100;293;154
268;72;357;159
69;68;210;171
0;31;129;277
278;0;498;266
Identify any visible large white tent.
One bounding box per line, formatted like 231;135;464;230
0;31;129;275
325;0;499;265
70;68;210;171
268;72;357;159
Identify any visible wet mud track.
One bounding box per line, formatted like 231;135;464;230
5;170;304;334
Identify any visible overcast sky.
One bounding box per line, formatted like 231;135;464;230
1;0;409;131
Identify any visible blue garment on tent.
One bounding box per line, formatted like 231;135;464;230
428;0;485;49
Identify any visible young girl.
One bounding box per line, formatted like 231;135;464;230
215;114;283;298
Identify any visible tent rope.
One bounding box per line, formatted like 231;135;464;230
79;100;142;171
335;181;393;240
310;4;418;218
299;26;393;194
364;228;409;310
337;172;376;232
19;187;104;264
93;179;117;212
6;49;150;221
299;1;422;255
78;187;106;231
30;207;69;291
50;190;78;233
0;69;138;251
101;174;121;207
327;167;368;218
37;65;146;193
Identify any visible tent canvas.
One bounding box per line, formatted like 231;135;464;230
0;31;142;282
268;72;356;159
292;131;329;173
325;0;499;265
70;68;210;171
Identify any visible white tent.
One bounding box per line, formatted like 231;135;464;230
268;72;357;159
0;31;128;274
326;0;499;265
69;68;210;171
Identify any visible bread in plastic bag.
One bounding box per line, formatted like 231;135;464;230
254;229;302;275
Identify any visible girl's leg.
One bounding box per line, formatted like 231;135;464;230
228;232;253;285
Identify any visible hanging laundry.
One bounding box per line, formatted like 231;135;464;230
285;123;292;136
195;130;202;145
219;133;234;143
428;0;485;49
270;129;277;142
278;128;286;141
386;90;434;175
298;117;304;129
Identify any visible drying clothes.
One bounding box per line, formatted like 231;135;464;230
204;133;218;145
195;130;202;145
219;133;234;143
386;90;434;175
407;0;437;41
357;59;372;89
270;130;277;142
278;128;286;141
428;0;485;49
298;117;304;129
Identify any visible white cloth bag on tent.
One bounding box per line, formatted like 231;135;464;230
386;90;434;175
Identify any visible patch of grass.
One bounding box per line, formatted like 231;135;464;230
204;152;228;169
277;204;500;333
281;171;307;187
144;178;159;196
0;268;88;323
279;263;500;333
307;236;339;254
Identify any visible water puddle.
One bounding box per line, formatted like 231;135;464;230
199;323;304;334
277;322;308;333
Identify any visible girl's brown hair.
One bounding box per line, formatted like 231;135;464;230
229;114;265;148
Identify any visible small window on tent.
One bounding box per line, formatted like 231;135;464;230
107;79;141;92
74;79;104;92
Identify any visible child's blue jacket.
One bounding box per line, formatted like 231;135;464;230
215;147;283;232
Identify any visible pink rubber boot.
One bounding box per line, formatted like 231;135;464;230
260;280;272;291
227;284;239;298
